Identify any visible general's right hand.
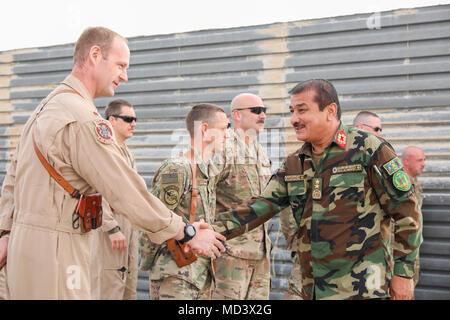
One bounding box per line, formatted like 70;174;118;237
0;236;8;268
188;219;226;259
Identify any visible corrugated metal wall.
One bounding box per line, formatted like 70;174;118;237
0;4;449;300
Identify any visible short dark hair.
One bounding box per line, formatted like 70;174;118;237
288;79;341;119
104;99;133;120
186;103;226;137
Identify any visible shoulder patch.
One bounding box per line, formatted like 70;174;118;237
392;171;411;191
163;185;180;206
91;119;114;144
383;156;403;176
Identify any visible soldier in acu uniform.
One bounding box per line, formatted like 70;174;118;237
212;93;273;300
139;103;229;300
214;79;422;300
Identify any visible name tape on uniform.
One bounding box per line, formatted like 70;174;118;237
332;164;363;174
285;175;305;182
161;173;179;184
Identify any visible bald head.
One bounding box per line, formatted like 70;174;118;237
230;93;266;136
402;146;426;178
231;93;263;111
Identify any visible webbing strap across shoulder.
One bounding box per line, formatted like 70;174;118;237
32;89;82;199
188;150;198;224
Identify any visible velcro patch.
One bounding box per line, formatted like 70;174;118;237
383;157;403;176
161;173;179;184
285;175;305;182
332;164;363;174
91;119;113;144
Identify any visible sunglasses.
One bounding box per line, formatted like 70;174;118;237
112;114;137;123
363;123;382;133
235;106;267;115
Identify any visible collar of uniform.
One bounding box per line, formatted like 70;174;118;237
188;145;209;178
331;122;349;150
61;74;96;108
298;121;348;158
232;129;257;158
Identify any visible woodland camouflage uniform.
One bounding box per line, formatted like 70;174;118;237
215;122;423;300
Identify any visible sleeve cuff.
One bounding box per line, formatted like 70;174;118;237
145;213;184;245
394;261;415;278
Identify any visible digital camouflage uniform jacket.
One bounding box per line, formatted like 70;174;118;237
214;131;272;260
215;122;423;300
139;147;218;290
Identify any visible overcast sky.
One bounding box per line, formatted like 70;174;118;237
0;0;448;52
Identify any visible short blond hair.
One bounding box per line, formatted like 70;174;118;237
73;27;127;66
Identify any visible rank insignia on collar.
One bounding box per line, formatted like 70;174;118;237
335;129;347;149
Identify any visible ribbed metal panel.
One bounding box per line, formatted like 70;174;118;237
0;4;449;300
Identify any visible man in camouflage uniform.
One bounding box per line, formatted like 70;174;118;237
215;79;422;300
402;145;426;286
212;93;272;300
139;103;229;300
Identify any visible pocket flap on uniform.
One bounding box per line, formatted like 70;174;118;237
329;172;364;188
287;180;306;195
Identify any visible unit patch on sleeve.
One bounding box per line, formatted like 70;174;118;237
392;171;412;191
163;185;180;206
91;119;114;144
382;156;403;176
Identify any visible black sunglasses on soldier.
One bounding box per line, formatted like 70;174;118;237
235;106;267;115
112;114;137;123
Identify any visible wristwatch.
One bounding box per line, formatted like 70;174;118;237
179;224;196;244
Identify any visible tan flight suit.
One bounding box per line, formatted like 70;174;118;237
0;261;6;300
0;74;183;299
90;144;139;299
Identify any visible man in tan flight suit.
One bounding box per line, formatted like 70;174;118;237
90;99;139;299
0;27;225;299
212;93;272;300
140;103;229;300
0;235;6;299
